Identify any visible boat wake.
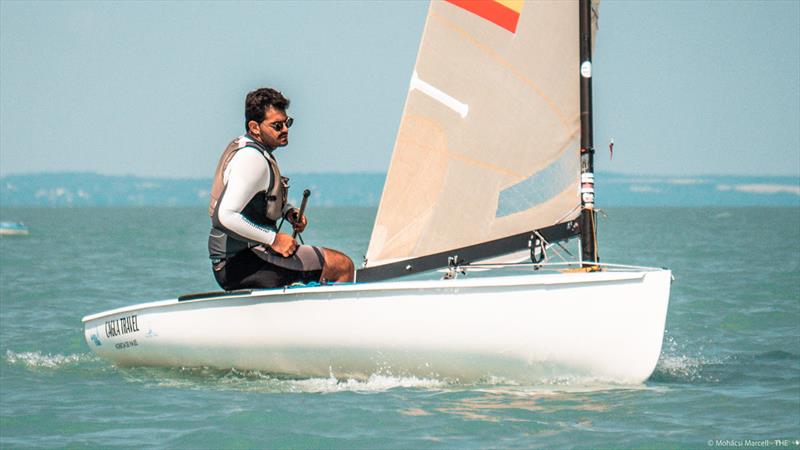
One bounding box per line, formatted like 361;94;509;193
3;349;451;392
4;350;99;370
5;348;666;392
256;372;451;393
117;366;454;393
115;366;658;394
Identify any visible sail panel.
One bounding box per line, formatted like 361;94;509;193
496;139;580;218
366;0;597;268
446;0;524;33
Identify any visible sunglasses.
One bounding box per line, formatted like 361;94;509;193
266;117;293;132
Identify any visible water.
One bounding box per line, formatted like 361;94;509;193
1;206;798;448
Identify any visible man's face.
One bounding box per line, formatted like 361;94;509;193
250;106;290;150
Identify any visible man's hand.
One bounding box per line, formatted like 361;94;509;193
288;209;308;233
270;232;298;257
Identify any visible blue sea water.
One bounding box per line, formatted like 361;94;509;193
1;206;798;448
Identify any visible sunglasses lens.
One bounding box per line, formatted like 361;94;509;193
269;118;293;131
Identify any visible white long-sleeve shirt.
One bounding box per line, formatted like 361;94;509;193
216;146;281;246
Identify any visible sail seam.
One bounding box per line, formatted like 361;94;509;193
376;200;438;258
396;115;527;179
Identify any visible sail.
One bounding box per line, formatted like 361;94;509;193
365;0;599;270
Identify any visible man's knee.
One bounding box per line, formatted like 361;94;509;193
331;252;354;274
322;248;354;281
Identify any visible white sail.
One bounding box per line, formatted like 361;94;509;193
366;0;599;268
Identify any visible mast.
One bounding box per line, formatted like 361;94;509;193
579;0;598;265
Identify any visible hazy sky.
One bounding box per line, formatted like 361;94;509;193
1;0;798;178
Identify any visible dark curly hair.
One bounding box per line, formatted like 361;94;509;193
245;88;290;130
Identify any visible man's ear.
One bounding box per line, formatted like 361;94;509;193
247;120;260;136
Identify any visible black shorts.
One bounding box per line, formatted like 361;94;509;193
213;245;325;290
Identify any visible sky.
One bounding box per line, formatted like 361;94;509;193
1;0;798;178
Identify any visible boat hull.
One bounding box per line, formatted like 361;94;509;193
83;269;671;384
0;222;29;235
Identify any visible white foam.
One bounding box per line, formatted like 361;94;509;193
5;350;96;369
654;334;719;383
129;366;451;394
716;183;800;195
291;373;449;393
667;178;707;185
629;185;662;193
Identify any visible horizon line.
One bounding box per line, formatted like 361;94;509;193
1;170;799;180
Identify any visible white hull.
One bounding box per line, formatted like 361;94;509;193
0;228;29;236
83;267;671;384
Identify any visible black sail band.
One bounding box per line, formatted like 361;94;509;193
357;220;580;283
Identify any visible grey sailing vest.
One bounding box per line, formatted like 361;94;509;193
207;135;289;260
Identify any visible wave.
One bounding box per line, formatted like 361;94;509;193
753;350;798;361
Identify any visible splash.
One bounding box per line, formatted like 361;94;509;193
649;334;720;383
4;350;97;369
290;373;450;393
652;354;710;383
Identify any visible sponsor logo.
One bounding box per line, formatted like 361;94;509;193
581;61;592;78
105;314;140;338
115;339;138;350
90;333;102;347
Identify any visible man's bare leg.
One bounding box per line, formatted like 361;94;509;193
321;248;355;282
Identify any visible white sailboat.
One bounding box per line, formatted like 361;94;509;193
83;0;671;384
0;221;29;236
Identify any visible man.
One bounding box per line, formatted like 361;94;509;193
208;87;354;290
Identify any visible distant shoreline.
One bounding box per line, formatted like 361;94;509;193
1;172;797;207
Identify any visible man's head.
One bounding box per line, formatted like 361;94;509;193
245;87;292;150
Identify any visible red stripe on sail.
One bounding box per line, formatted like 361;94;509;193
446;0;521;33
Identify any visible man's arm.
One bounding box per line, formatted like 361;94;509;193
216;148;278;246
215;149;298;257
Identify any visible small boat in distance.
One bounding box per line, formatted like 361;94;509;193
0;221;29;236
